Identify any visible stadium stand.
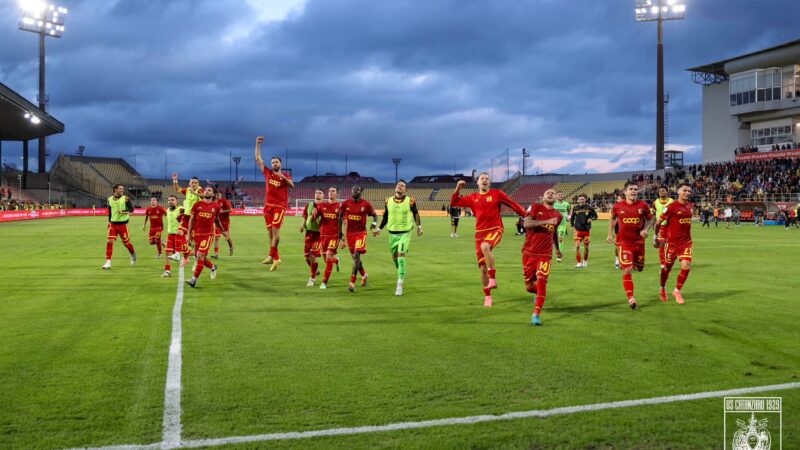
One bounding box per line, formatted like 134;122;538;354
552;182;588;199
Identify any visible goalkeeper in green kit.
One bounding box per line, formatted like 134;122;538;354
373;180;422;296
553;191;571;260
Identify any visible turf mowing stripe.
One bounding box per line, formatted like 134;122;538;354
161;265;185;449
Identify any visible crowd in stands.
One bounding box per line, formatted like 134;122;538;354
0;199;65;211
734;143;798;154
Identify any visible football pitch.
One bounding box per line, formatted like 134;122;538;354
1;216;798;449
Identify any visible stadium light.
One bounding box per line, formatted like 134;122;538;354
635;0;685;171
392;158;402;183
18;1;68;175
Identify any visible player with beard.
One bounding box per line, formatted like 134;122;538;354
339;185;377;292
102;184;136;269
652;186;674;270
162;195;189;277
375;180;422;296
570;194;597;268
300;188;325;287
255;135;294;271
522;189;563;325
314;187;342;289
553;191;571;257
187;187;227;288
143;197;166;258
212;191;234;258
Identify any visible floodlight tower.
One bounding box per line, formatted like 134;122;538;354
392;158;401;183
635;0;685;170
18;0;69;173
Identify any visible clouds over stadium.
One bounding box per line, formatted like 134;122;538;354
0;0;798;180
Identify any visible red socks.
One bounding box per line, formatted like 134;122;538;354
350;275;357;284
359;266;366;276
105;242;113;259
487;268;496;279
323;260;333;283
310;262;318;278
622;273;634;299
204;259;214;269
156;240;163;254
193;263;204;278
482;287;491;296
660;266;671;287
534;275;548;314
165;263;171;271
123;241;135;254
269;246;280;260
575;252;581;263
676;268;690;290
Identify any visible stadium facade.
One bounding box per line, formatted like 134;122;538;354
690;39;800;163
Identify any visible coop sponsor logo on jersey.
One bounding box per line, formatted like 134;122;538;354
268;179;282;187
621;217;641;224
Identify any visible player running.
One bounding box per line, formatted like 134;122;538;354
162;195;189;277
339;185;377;292
300;188;325;286
451;173;526;307
187;187;226;288
449;204;461;237
172;172;203;249
651;186;674;269
570;194;597;268
143;197;166;258
102;184;137;269
522;189;563;326
607;182;654;310
255;135;294;271
553;191;571;258
611;191;625;269
212;191;234;258
374;180;422;296
658;182;694;304
314;187;342;289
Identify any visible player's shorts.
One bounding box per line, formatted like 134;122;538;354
557;222;568;237
522;254;553;283
166;233;188;254
219;218;230;233
304;231;321;258
389;232;411;255
263;206;286;229
664;242;693;264
193;233;213;256
107;223;131;243
148;227;163;242
474;229;503;266
320;234;340;256
214;224;222;237
450;216;459;227
617;243;645;271
346;232;368;255
573;230;590;244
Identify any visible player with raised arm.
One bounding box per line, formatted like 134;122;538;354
570;194;597;268
607;182;654;309
450;173;526;307
652;186;674;269
255;135;294;271
374;180;422;296
162;195;188;277
143;197;166;258
300;188;325;286
187;187;227;288
522;189;563;326
658;182;694;304
102;184;136;269
212;191;234;258
314;187;342;289
553;191;571;258
339;185;377;292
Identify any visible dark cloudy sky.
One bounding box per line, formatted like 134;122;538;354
2;0;799;182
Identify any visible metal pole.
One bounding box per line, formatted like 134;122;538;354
48;181;51;204
0;131;3;185
22;140;29;189
38;33;47;173
315;153;318;177
656;1;665;170
229;150;232;183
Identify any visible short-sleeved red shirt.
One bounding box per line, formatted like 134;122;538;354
660;201;694;246
611;200;652;246
340;198;376;234
263;168;291;209
450;189;526;233
315;201;341;236
190;200;220;236
146;206;166;229
523;203;563;256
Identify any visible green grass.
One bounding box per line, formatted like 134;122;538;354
1;216;798;449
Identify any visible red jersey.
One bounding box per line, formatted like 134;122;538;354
611;200;652;246
146;206;166;229
263;168;291;209
190;200;220;236
450;189;526;233
217;197;232;222
660;201;694;245
340;198;376;234
315;201;341;236
523;203;563;256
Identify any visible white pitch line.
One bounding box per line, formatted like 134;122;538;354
161;265;185;449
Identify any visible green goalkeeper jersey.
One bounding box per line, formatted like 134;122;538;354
553;200;571;222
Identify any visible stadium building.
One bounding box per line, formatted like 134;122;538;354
689;38;800;162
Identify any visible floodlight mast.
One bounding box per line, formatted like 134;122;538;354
635;0;685;170
18;1;68;174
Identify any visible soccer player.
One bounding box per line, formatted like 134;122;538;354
162;195;189;277
570;194;597;268
375;180;422;296
450;173;526;307
606;182;654;310
300;188;325;286
651;186;674;269
658;182;694;304
339;185;377;292
553;191;571;258
143;197;166;258
313;187;342;289
212;191;234;258
187;187;227;288
449;204;461;237
522;189;563;325
255;135;294;271
102;184;136;269
611;192;625;269
172;172;203;248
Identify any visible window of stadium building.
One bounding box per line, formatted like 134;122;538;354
729;67;788;106
750;125;794;146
